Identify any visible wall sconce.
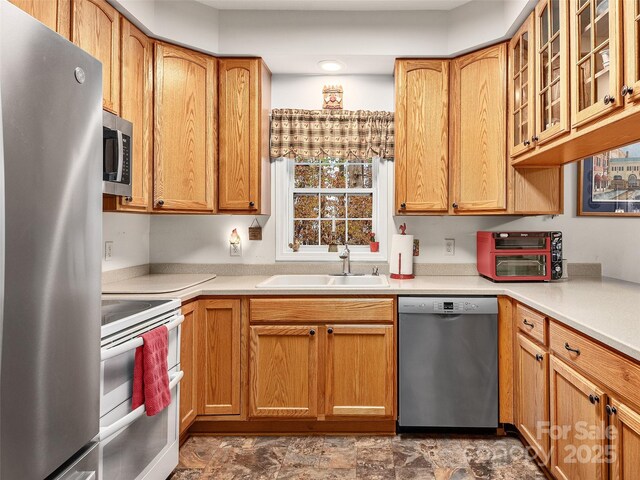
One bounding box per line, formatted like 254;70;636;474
229;228;241;257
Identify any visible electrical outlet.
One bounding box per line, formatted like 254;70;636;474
230;243;242;257
444;238;455;256
104;241;114;261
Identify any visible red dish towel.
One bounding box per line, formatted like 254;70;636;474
132;325;171;416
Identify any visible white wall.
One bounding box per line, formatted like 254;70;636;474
102;213;150;271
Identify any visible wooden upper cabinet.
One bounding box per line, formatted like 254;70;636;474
509;13;536;157
111;19;152;212
154;42;216;212
623;0;640;103
9;0;71;38
71;0;120;113
179;301;198;435
534;0;570;144
218;58;271;214
550;356;608;480
394;59;449;213
513;167;564;214
609;398;640;480
198;299;241;416
570;0;623;127
325;325;394;418
249;325;318;418
515;333;550;465
450;44;508;213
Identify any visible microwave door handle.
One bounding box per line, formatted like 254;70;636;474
99;370;184;441
100;315;185;362
115;130;124;182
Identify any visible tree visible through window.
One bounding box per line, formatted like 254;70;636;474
291;156;374;246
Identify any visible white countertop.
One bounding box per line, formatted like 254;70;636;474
102;274;640;362
102;273;216;294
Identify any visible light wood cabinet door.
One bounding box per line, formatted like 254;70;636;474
249;325;318;418
9;0;71;38
609;398;640;480
71;0;120;113
570;0;623;127
550;355;608;480
394;59;449;213
116;19;152;212
509;13;536;157
450;44;508;213
198;299;241;415
534;0;570;144
325;325;394;418
516;333;550;464
623;0;640;103
179;301;198;434
154;42;216;212
218;58;271;214
513;167;563;214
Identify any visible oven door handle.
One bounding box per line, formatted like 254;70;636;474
101;315;184;362
99;370;184;441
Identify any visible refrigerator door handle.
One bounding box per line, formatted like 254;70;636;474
99;370;183;441
100;315;184;362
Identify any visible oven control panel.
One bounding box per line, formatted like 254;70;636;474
550;231;563;280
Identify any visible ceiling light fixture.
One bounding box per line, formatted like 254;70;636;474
318;60;345;72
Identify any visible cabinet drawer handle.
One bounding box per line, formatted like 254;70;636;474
606;404;618;415
309;329;316;336
535;353;544;362
603;94;615;105
622;85;634;97
588;394;600;404
564;342;581;355
327;327;333;334
523;319;535;328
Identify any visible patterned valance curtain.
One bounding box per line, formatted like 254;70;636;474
270;109;394;160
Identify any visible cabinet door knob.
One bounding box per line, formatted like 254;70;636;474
327;327;333;334
125;196;132;202
564;342;581;355
604;94;615;105
606;404;618;415
588;393;600;404
156;199;164;207
249;201;255;207
309;329;316;336
523;140;531;146
400;202;406;209
622;85;634;97
452;202;459;209
523;319;535;328
531;136;539;143
535;353;544;362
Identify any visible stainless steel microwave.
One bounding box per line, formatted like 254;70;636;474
102;110;132;196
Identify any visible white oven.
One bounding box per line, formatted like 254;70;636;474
99;299;183;480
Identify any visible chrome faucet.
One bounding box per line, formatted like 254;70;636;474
339;244;351;275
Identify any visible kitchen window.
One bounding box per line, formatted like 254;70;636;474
275;155;388;261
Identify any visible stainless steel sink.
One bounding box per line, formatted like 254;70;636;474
255;274;389;289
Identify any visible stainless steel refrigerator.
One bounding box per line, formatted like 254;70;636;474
0;2;103;478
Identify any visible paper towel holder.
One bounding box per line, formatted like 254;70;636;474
390;223;415;280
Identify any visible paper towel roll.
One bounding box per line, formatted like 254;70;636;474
389;234;414;278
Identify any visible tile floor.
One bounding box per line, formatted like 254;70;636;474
170;434;546;479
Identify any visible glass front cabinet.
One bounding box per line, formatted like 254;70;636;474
535;0;570;144
623;0;640;104
570;0;623;126
509;13;536;157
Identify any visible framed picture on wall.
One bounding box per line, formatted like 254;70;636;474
578;142;640;216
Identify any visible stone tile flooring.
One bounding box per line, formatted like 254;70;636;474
170;434;547;479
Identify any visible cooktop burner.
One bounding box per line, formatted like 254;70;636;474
101;299;173;326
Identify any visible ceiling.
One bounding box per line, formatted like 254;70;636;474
196;0;473;11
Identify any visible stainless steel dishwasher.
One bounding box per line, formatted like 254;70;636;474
398;296;499;429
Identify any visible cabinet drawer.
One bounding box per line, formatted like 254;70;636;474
550;321;640;409
249;298;394;324
516;303;547;345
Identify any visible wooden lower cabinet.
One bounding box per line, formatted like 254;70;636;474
179;301;198;435
198;299;241;415
515;333;550;464
325;325;394;418
609;398;640;480
249;325;318;418
549;355;608;480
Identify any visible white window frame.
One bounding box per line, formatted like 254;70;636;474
275;156;388;262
